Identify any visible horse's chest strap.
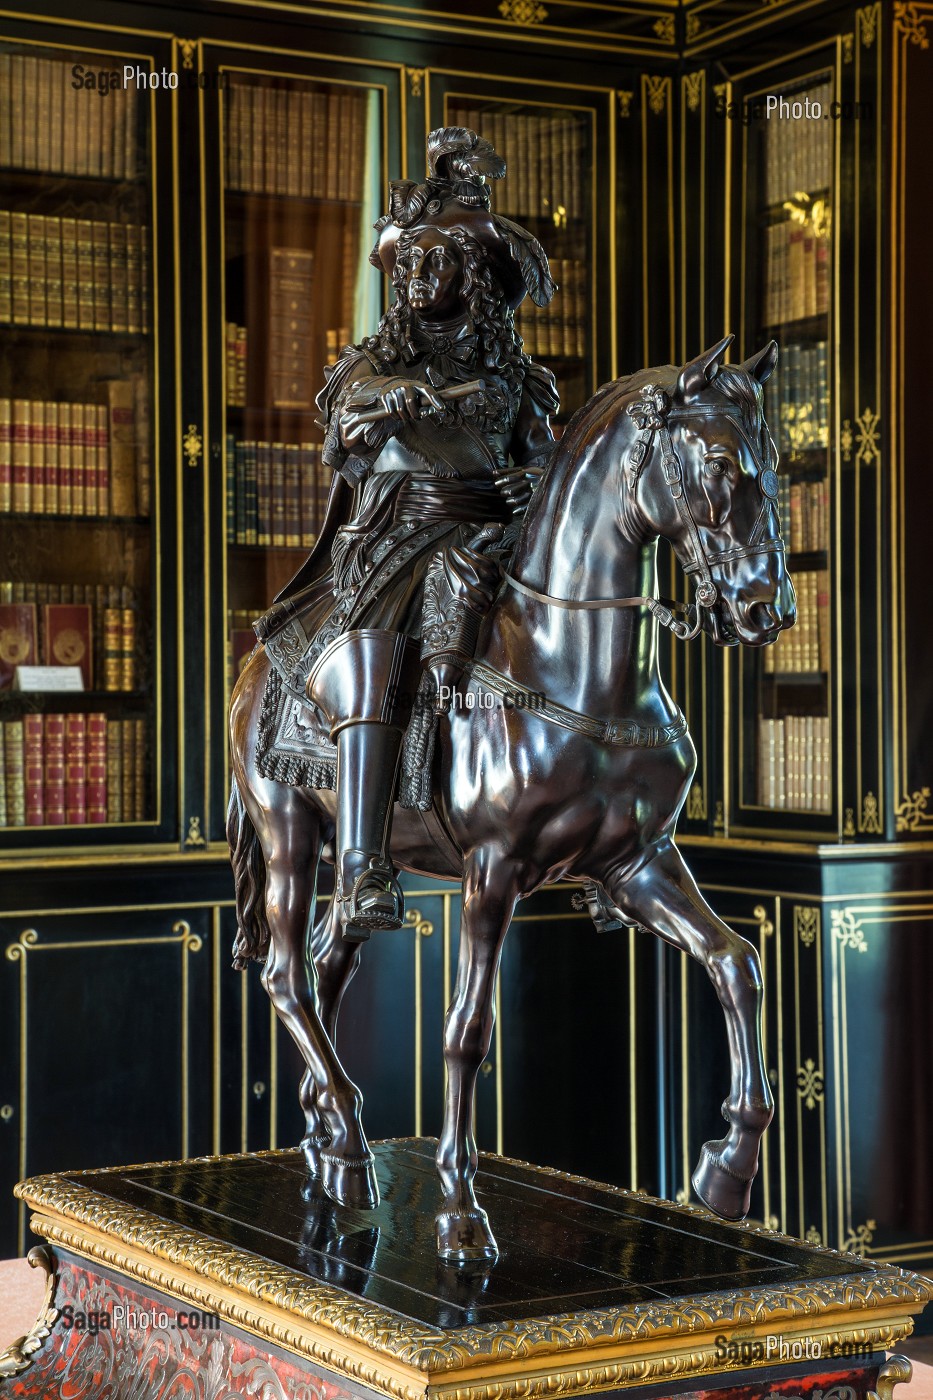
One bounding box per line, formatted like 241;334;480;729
467;660;689;748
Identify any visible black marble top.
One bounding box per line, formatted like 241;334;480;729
71;1138;859;1332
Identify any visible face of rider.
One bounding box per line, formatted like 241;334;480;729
406;231;464;319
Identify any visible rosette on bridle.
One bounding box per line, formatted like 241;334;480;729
370;126;557;312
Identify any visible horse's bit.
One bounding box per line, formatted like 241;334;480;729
504;384;782;642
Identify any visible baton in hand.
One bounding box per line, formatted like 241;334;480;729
353;379;485;424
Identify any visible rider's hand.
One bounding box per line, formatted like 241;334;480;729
495;464;539;511
339;378;446;449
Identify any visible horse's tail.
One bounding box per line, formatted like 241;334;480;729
226;775;272;969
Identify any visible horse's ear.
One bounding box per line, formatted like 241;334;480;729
675;334;735;401
739;340;779;384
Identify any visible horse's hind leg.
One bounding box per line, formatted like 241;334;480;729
604;836;773;1219
436;849;521;1262
299;895;363;1177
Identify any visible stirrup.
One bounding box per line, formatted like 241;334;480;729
338;853;404;941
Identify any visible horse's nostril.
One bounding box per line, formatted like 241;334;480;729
749;602;780;631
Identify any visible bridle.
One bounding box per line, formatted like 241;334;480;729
504;383;783;642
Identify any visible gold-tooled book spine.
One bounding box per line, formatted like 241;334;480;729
92;220;111;333
103;607;122;690
30;399;45;514
76;219;94;331
121;717;135;822
107;719;123;823
125;224;141;334
12;398;30;513
57;403;72;515
133;717;145;820
44;401;59;515
27;213;46;326
44;711;66;826
0;210;11;323
0;398;11;513
11;211;28;325
121;607;136;691
44;216;62;328
4;719;26;827
22;55;37;169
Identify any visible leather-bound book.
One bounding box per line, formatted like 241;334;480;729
4;719;25;827
121;717;135;821
64;712;87;824
0;398;11;512
12;399;30;513
23;713;44;826
29;399;45;514
256;441;272;548
133;717;145;819
121;606;136;691
268;247;314;408
284;443;301;547
0;210;11;323
134;373;151;516
86;711;107;822
60;215;79;329
106;718;123;822
76;219;95;330
125;224;141;333
44;216;62;328
0;602;37;687
109;222;128;333
271;442;287;547
106;379;137;516
11;211;29;325
43;712;66;825
102;606;122;690
43;602;92;688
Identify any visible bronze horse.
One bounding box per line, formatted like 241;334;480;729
228;334;795;1263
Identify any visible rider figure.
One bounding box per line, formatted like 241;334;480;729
259;127;559;940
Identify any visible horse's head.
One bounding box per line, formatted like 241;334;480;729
627;335;796;646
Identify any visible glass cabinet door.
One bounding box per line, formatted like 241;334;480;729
0;32;167;840
736;68;836;834
442;90;600;429
216;67;386;707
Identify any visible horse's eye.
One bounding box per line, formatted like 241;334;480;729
705;456;731;476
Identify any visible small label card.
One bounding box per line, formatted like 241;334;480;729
14;665;85;692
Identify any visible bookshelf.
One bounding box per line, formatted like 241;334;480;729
219;71;383;706
0;39;157;833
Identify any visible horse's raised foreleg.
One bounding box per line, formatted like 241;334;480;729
605;836;773;1219
298;894;363;1179
436;849;520;1262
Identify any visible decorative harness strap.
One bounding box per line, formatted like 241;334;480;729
504;382;783;643
467;659;689;749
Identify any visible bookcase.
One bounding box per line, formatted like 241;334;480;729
0;28;174;843
217;68;385;707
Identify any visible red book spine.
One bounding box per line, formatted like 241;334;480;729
85;710;107;822
65;712;87;823
43;711;65;825
23;712;44;825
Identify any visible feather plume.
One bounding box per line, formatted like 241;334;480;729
493;216;557;307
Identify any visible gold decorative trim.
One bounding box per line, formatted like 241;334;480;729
806;1225;824;1246
683;70;704;112
844;807;857;838
653;14;675;42
645;74;670;113
858;2;880;45
178;37;196;68
184;815;207;848
753;903;774;939
894;2;930;46
183;422;203;468
895;786;933;831
15;1144;932;1400
871;1355;914;1400
713;799;725;830
861;791;882;834
796;1057;824;1109
855;406;882;466
843;32;855;61
498;0;548;25
843;1219;877;1257
0;1246;57;1379
794;906;820;948
617;88;634;118
406;66;424;98
841;418;853;460
404;907;434;937
686;14;704;42
831;908;869;952
686;782;706;820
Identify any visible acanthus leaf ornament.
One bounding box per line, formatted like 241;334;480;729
653;15;675;43
645;75;670;114
684;71;704;112
406;68;425;98
617;90;634;119
796;1057;824;1109
858;2;880;45
855;406;881;467
687;782;706;819
794;906;819;948
860;791;882;834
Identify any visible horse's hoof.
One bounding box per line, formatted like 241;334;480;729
320;1150;380;1210
301;1174;327;1204
691;1143;753;1220
301;1132;331;1179
436;1208;499;1264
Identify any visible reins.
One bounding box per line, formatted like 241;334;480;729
504;384;782;643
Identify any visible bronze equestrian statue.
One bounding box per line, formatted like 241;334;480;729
228;127;796;1263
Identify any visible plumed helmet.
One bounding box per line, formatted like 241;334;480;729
369;126;557;312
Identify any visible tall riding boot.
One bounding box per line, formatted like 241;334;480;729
336;720;405;943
